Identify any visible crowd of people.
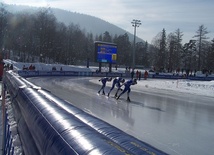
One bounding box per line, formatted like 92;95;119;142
23;64;36;70
130;69;148;80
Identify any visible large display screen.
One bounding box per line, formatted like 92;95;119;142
94;41;117;63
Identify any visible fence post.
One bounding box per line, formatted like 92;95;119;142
11;145;14;155
8;133;13;155
4;122;10;154
1;82;6;155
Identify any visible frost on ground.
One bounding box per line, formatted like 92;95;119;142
137;79;214;97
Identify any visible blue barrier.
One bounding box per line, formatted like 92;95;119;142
152;74;183;79
188;76;214;81
3;71;168;155
6;83;133;154
38;89;167;155
17;70;80;77
17;70;125;78
152;74;214;81
17;70;214;81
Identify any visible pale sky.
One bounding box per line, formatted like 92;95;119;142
2;0;214;43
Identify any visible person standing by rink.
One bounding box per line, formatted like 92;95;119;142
144;70;148;80
116;79;137;102
98;77;112;95
107;77;125;97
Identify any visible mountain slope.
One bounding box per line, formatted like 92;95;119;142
52;9;126;36
5;4;143;42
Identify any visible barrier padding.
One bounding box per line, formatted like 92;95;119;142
17;87;133;155
38;89;167;155
188;76;214;81
4;71;168;155
10;98;40;155
17;70;91;77
152;74;183;79
17;70;124;78
151;73;214;81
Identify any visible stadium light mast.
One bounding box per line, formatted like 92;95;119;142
131;19;141;69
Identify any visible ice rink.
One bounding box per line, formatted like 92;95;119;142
27;76;214;155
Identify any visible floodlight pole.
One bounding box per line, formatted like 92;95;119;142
131;19;141;69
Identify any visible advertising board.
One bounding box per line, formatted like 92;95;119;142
94;41;117;64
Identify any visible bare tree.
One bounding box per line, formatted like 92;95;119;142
0;3;8;49
34;8;57;62
142;41;150;68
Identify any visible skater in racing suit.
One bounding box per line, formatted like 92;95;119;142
116;79;137;102
98;77;112;95
107;77;125;97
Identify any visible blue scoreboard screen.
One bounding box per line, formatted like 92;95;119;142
94;41;117;63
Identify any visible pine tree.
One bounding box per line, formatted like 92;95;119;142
206;39;214;71
174;29;183;70
158;28;167;71
193;25;209;70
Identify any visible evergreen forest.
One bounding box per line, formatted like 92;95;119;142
1;4;214;73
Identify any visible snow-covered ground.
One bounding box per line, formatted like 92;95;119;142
3;59;214;98
136;79;214;97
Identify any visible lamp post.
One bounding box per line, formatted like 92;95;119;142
131;19;141;69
